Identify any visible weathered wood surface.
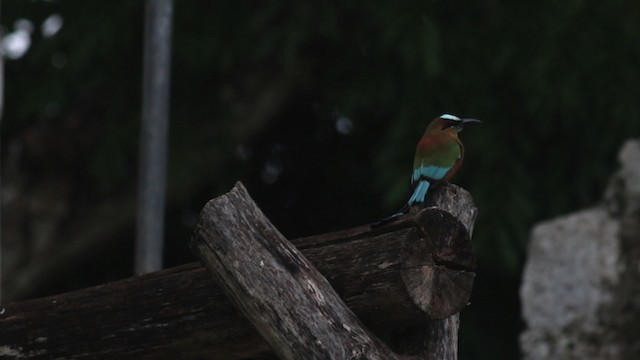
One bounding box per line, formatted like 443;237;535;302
191;182;406;360
191;182;475;360
0;263;275;360
0;182;476;360
294;204;475;326
391;184;478;360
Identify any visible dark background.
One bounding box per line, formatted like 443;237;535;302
3;1;640;359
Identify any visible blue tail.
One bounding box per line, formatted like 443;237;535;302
372;179;432;227
407;180;431;206
371;180;431;227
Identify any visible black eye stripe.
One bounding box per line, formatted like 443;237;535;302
442;120;460;129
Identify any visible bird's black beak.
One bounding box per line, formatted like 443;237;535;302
461;118;482;127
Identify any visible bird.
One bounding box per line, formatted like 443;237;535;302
377;114;481;224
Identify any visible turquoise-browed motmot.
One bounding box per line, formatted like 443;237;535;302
407;114;481;206
381;114;481;223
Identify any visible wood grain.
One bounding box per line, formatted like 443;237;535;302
0;182;476;359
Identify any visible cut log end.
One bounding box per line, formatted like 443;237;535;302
399;208;476;320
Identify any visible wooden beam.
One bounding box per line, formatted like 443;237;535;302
0;182;475;359
190;182;406;360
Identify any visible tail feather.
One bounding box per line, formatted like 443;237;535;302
372;179;432;227
407;180;431;206
372;205;407;227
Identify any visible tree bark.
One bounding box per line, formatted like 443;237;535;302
191;182;475;359
0;182;475;359
390;183;478;360
190;182;408;360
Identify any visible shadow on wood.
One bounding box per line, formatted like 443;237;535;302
0;181;476;360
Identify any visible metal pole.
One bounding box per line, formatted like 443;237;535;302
135;0;173;274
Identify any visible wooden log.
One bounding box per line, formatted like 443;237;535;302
294;205;475;326
390;183;478;360
0;263;275;360
191;182;475;359
0;182;475;359
190;182;406;360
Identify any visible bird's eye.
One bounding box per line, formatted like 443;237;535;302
442;121;457;130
